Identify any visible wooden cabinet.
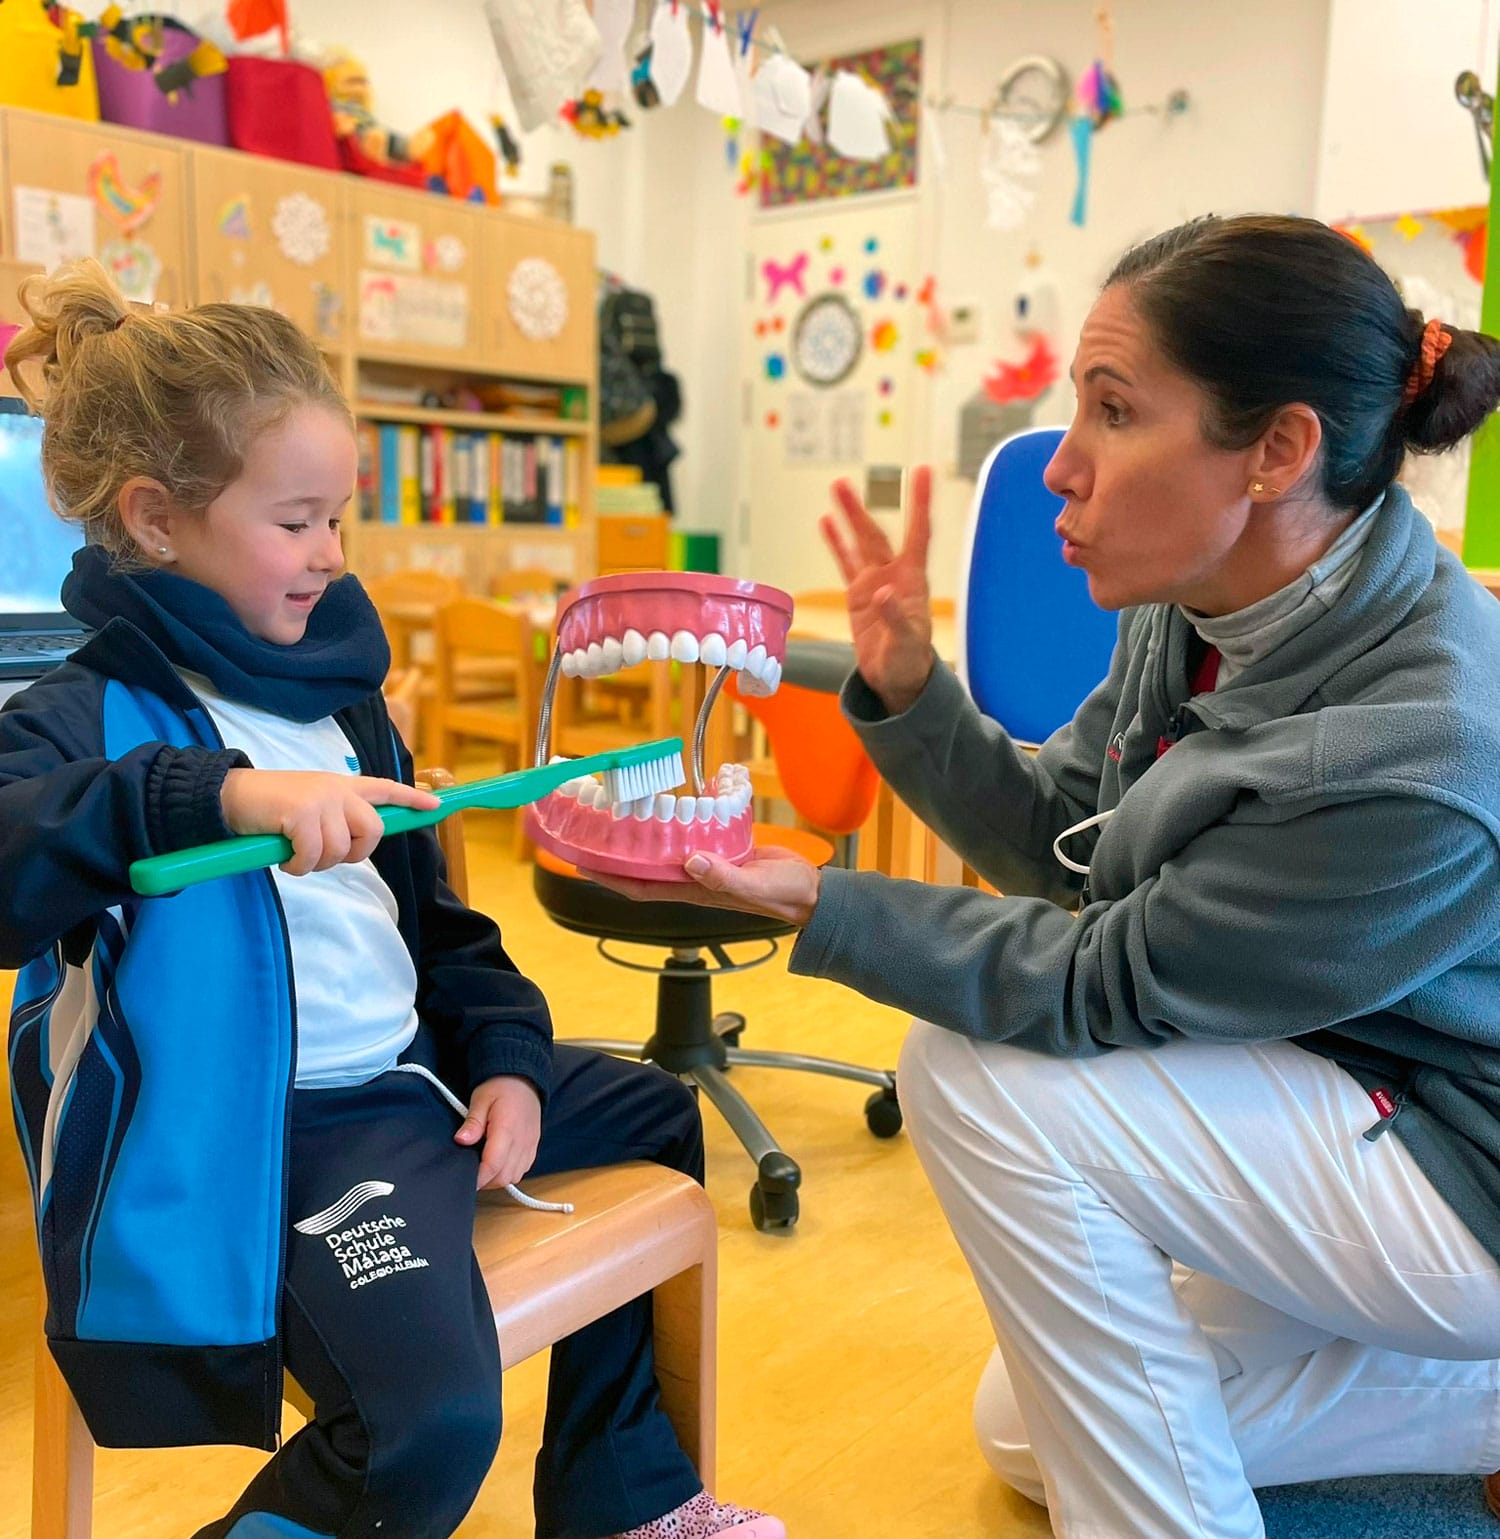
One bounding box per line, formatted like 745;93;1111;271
349;181;484;368
191;148;348;351
480;213;596;382
1;113;191;309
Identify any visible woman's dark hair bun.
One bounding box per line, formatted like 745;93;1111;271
1403;318;1500;456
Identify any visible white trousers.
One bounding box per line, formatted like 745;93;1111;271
897;1021;1500;1539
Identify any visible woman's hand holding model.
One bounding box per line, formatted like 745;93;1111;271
577;466;936;922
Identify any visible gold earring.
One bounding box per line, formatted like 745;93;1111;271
1249;481;1281;497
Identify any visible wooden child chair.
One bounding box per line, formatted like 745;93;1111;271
30;776;718;1538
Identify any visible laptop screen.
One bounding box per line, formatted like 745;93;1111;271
0;412;82;621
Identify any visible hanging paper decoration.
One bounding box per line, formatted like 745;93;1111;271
485;0;602;133
1070;115;1093;226
923;98;949;182
490;115;523;177
801;67;832;147
696;3;742;117
1393;213;1426;241
648;0;694;108
508;257;570;340
89;154;161;236
980;117;1040;232
826;71;894;161
754;53;812;143
587;0;634;94
561;89;630;137
272;192;331;267
1077;3;1123;130
762;253;808;303
984;336;1060;404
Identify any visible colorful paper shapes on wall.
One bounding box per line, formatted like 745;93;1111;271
863;270;886;300
765;354;786;380
763;252;809;302
983;335;1060;404
871;319;898;351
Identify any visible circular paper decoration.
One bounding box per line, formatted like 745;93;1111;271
792;293;863;387
272;193;331;267
508;257;570;341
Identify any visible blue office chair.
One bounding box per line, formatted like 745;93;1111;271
956;426;1119;743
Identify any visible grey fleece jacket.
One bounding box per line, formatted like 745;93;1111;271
789;485;1500;1261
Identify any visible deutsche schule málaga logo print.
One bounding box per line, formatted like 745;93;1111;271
294;1181;396;1235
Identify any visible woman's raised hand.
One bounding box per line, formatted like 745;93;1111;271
819;465;935;716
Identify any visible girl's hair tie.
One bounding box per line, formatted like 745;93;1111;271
1402;316;1452;406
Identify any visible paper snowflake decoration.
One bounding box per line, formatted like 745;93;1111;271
508;257;569;341
272;193;331;267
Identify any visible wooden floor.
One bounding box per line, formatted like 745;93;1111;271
0;812;1053;1538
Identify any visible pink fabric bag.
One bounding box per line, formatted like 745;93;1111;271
91;18;229;146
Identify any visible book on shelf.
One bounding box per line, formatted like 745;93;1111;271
357;419;584;527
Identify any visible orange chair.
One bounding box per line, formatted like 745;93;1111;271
534;642;901;1233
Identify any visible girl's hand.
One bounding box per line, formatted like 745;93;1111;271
819;464;936;716
580;845;823;928
455;1075;543;1190
220;769;440;876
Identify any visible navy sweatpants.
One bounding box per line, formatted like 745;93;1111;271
197;1045;705;1539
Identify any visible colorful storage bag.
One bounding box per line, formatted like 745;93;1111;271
91;15;229;146
225;55;340;170
0;4;100;122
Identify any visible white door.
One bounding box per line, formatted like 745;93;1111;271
740;194;928;593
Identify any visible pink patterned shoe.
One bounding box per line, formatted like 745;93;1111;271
610;1488;787;1539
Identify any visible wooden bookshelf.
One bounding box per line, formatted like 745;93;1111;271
0;105;599;589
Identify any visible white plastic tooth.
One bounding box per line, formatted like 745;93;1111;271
714;794;735;825
571;648;589;677
762;657;782;693
601;636;624;674
670;629;700;664
733;786;752;814
585;641;605;677
559;778;581;799
560;650;579;678
654;792;676;822
695;795;715;823
611;799;632;820
745;643;768;679
632;794;655;820
726;637;748;670
675;796;696;825
700;632;727;668
622;628;648;667
549;754;569;765
646;631;671;662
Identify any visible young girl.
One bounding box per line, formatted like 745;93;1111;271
0;262;783;1539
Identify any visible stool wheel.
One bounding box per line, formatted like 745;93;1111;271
750;1182;799;1233
864;1088;904;1139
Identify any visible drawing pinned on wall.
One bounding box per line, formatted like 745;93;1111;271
313;281;342;339
12;186;94;270
229;281;274;309
426;234;467;274
88;155;162;236
358;270;469;350
763;252;809;303
363;214;420;272
785;389;866;464
218;197;252;241
275;193;332;267
99;238;162;305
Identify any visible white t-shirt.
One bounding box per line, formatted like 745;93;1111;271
180;672;419;1089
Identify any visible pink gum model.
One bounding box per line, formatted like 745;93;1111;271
527;572;794;882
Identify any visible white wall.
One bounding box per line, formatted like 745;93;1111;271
1315;0;1498;223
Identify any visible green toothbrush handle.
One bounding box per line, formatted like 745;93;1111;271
128;738;684;897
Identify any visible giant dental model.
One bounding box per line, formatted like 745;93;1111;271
525;572;793;881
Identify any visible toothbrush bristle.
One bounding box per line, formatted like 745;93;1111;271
600;750;684;803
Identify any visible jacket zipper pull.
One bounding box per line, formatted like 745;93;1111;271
1361;1086;1405;1141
